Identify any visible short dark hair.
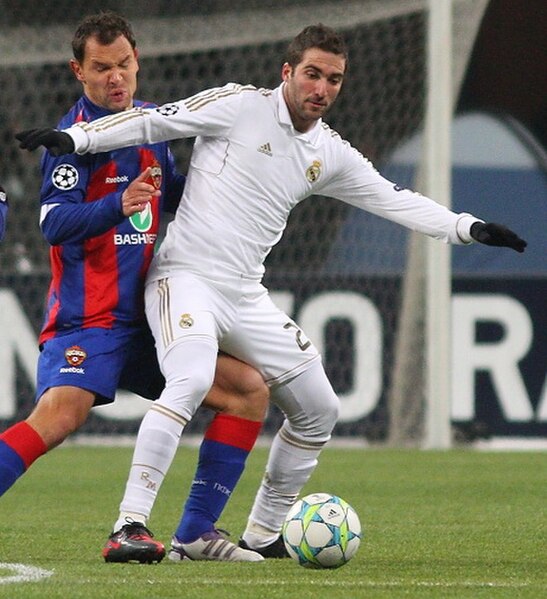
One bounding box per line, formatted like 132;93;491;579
285;24;348;71
72;10;136;63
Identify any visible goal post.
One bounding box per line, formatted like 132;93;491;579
387;0;489;448
424;0;453;449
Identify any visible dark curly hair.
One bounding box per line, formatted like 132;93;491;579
285;24;348;72
71;10;136;63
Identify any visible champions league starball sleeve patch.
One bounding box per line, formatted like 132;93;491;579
52;164;79;190
156;103;180;117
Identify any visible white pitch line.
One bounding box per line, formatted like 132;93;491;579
0;563;54;584
195;578;532;589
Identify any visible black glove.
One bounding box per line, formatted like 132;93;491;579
470;222;527;253
16;128;75;157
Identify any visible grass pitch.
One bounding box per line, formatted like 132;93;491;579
0;444;544;598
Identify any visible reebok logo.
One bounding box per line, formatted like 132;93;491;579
257;142;272;156
59;366;84;374
105;175;129;184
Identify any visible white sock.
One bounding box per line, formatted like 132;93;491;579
243;362;337;548
242;520;281;549
242;424;326;547
113;404;187;531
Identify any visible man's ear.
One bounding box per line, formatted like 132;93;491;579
69;58;85;83
281;62;292;82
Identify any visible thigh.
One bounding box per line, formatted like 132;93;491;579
145;273;234;364
221;287;321;386
118;322;165;400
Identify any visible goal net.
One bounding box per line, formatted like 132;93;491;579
0;0;488;444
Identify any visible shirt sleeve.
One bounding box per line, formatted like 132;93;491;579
317;142;480;245
39;151;125;245
66;83;248;155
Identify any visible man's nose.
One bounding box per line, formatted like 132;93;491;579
314;78;327;96
109;69;123;84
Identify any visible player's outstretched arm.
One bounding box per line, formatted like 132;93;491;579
16;128;75;157
470;222;527;253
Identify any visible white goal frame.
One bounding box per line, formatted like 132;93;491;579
423;0;454;449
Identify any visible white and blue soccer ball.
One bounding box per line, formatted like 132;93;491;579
282;492;362;569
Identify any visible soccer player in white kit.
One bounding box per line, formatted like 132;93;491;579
17;24;526;561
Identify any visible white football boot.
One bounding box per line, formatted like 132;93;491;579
168;530;264;562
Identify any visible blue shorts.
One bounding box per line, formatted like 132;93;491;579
36;325;165;406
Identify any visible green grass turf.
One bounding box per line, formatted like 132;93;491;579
0;445;545;598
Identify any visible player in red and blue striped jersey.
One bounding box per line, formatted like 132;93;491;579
37;94;180;347
1;11;268;564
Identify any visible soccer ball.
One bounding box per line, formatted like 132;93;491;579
282;493;362;569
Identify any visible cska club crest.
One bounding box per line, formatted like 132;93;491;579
149;159;162;190
65;345;87;366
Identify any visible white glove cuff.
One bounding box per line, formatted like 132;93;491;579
67;125;90;154
456;214;483;244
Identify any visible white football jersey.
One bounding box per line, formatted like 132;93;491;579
68;83;478;284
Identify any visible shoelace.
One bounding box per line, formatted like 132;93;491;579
214;528;231;539
122;520;155;539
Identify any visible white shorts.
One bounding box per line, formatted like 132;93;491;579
145;272;320;386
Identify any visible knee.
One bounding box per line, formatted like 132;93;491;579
49;410;85;441
235;367;269;421
164;367;215;405
159;338;218;413
27;389;93;448
277;370;340;440
205;356;269;421
305;390;340;437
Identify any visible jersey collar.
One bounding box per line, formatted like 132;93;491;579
79;95;144;121
276;84;322;145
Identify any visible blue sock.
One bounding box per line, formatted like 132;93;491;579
0;441;26;495
0;421;47;496
174;414;261;543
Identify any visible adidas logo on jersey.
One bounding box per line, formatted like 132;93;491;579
257;142;272;156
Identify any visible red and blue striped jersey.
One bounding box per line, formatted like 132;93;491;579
38;95;185;344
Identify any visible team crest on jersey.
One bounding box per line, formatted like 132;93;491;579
64;345;87;366
179;313;194;328
156;103;179;117
52;164;79;190
305;160;322;183
149;159;162;190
